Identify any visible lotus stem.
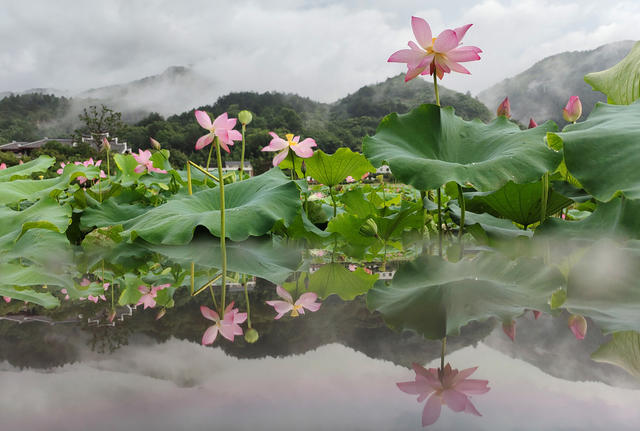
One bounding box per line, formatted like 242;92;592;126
457;184;465;240
329;185;337;217
540;172;549;225
204;140;214;186
440;337;447;376
240;124;246;180
437;187;443;256
188;160;219;182
433;73;440;106
187;162;193;195
243;274;252;329
289;150;296;180
106;148;111;183
420;190;427;236
215;138;227;314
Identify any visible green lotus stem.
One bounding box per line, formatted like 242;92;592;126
457;184;465;240
433;73;440;106
540;172;549;225
215;137;228;314
187;162;193;195
289;150;296;180
437;187;443;256
209;284;218;310
329;185;337;217
420;190;427;236
240;124;246;180
188;160;219;181
440;337;447;374
190;262;195;295
204;140;214;186
243;274;252;328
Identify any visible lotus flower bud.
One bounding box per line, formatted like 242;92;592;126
568;314;587;339
528;118;538;129
562;96;582;123
532;310;542;320
150;137;161;150
108;309;117;323
155;308;167;320
238;110;253;126
496;97;511;118
502;320;516;341
244;328;259;343
101;137;111;151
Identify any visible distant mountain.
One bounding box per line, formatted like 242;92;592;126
0;87;69;99
79;66;215;119
478;41;636;126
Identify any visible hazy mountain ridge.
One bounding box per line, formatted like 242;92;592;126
478;40;636;125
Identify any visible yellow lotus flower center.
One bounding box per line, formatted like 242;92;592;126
286;133;297;146
291;303;303;317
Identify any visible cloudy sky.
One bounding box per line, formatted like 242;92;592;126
1;0;638;102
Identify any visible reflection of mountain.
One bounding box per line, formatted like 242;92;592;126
484;312;640;389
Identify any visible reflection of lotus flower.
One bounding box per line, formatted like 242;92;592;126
266;286;321;319
502;320;516;341
397;363;490;427
262;132;317;167
136;283;170;309
201;302;247;345
568;314;587;339
496;97;511;118
3;296;10;303
388;16;482;82
133;149;167;174
528;118;538;129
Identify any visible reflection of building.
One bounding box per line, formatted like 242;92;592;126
0;134;128;157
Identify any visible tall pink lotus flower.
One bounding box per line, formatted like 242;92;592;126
496;97;511;118
568;314;587;340
528;118;538;129
136;283;170;309
266;285;321;319
195;110;242;153
262;132;317;167
397;362;490;427
388;16;482;82
201;302;247;345
0;163;6;170
132;149;167;174
563;96;582;123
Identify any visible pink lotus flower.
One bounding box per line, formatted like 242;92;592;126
201;302;247;345
56;162;67;175
262;132;317;166
563;96;582;123
3;296;10;303
348;264;357;271
0;163;6;170
133;149;167;174
528;118;538;129
388;16;482;82
88;294;106;303
397;362;490;427
266;285;321;319
502;320;516;341
194;110;242;153
568;314;587;339
346;176;355;183
497;97;511;118
136;283;170;309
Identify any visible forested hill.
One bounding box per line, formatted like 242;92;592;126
0;74;491;172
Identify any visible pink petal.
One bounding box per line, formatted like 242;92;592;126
272;148;290;167
442;389;468;412
262;137;289;152
447;46;482;62
405;65;427;82
388;49;424;64
411;16;432;49
266;300;294;319
219;322;236;341
291;143;314;158
433;29;458;52
138;285;150;294
463;398;482;417
532;309;542;318
297;292;321;312
441;58;471;74
195;110;213;130
422;394;442;427
195;134;214;151
212;112;229;130
217;134;232;153
455;379;490;395
134;165;145;174
200;305;220;322
228;129;242;142
202;325;219;345
276;285;293;302
453;24;473;42
452;366;478;384
233;312;247;325
568;314;587;339
151;284;170;294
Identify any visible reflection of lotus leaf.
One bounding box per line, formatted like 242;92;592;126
592;331;640;379
367;253;564;339
363;104;561;191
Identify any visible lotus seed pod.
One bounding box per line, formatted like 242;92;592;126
244;328;259;343
238;110;253;125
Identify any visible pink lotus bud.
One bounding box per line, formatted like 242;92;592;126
101;137;111;151
155;308;167;320
0;163;6;170
108;309;117;323
532;310;542;320
562;96;582;123
568;314;587;339
150;137;161;150
528;118;538;129
502;320;516;341
3;296;11;303
497;97;511;118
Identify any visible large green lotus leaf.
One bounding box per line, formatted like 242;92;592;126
591;331;640;379
585;41;640;105
327;213;378;247
366;253;564;339
0;155;55;182
305;148;375;188
119;168;301;244
564;241;640;334
449;204;532;241
0;197;71;248
537;197;640;240
113;153;144;186
1;229;73;267
551;101;640;201
465;180;573;227
0;262;72;291
81;199;147;230
308;263;379;300
363;104;561;191
0;286;60;309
